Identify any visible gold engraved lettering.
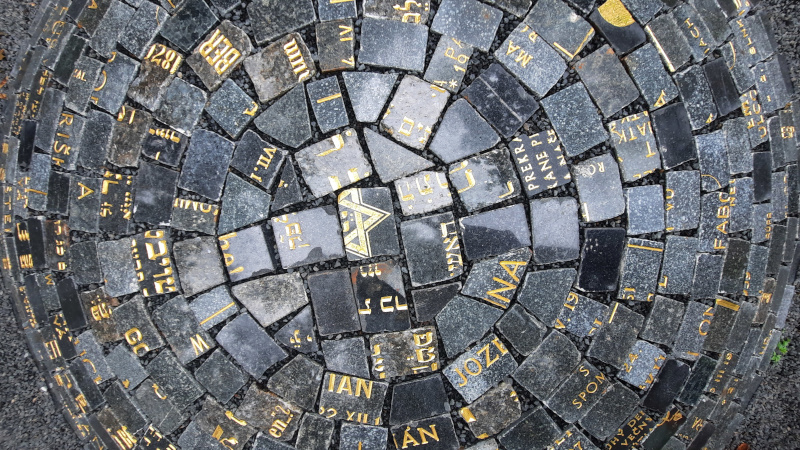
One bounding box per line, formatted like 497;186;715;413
144;43;182;74
198;28;241;75
283;38;311;81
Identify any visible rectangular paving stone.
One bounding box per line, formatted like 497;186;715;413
171;197;219;235
268;355;324;412
705;57;741;118
152;295;215;365
729;177;754;233
244;33;315;103
275;306;318;355
673;301;715;360
119;1;166;59
27;154;50;211
108;106;151;167
381;75;448;150
401;211;463;286
272;206;345;268
178;130;234;200
189;286;238;331
644;11;691;72
701;298;740;355
510;130;571;197
98;170;134;234
53;33;89;86
575;45;639;117
153;78;206;136
79;287;120;342
493;22;565;98
744;244;769;298
573;153;625;223
94;52;139;115
389;414;459;450
495;304;546;357
104;381;147;433
133;162;177;226
530;197;578;264
173;236;225;297
673;3;717;62
626;185;666;235
78;110;114;171
555;291;607;338
542;83;607;157
545;360;611;424
389;375;450;426
217;313;287;378
719;239;750;294
229;131;286;192
316;19;356;73
741;89;769;146
308;269;361;336
725;118;753;175
131;229;180;297
247;0;315;45
443;334;517;403
90;0;133;58
370;326;440;379
194;349;248;404
147;349;205;410
97;239;138;297
33;88;64;153
359;17;428;72
609;112;661;182
160;0;218;53
659;235;699;296
617;340;667;391
318;371;388;425
588;301;645;369
675;65;719;130
691;253;723;300
307;76;349;133
459;204;531;261
436;294;504;357
186;21;250;92
772;170;789;221
589;0;646;55
696;131;729;192
697;192;730;252
295;414;334;450
217;226;275;281
64;56;104;115
205;79;257;138
133;382;187;435
424;36;472;93
338;187;399;261
577;227;625;292
579;383;640;441
51;110;85;170
319;0;357;20
108;344;148;393
652;102;697;169
624;44;679;110
394;170;452;216
295;129;371;198
68;176;100;232
410;282;459;324
755;57;793;114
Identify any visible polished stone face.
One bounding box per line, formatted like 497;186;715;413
3;0;795;448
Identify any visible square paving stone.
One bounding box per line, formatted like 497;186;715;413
205;79;258;138
359;18;428;72
173;236;225;297
443;334;517;403
236;385;303;439
460;380;521;439
573;153;625;223
468;67;541;144
429;99;499;164
652;103;697;169
104;381;147;433
411;282;460;323
525;0;595;61
267;355;324;411
579;383;640;440
431;0;502;52
295;129;372;198
272;206;345;268
319;371;389;424
642;359;690;412
401;211;464;286
229;130;287;191
691;253;723;300
394;170;453;216
146;350;205;410
247;0;315;45
307;76;349;133
178;129;234;200
160;0;218;53
510;130;571;197
423;36;472;93
381;75;448;150
617;340;667;390
609;112;661;181
79;287;120;342
516;268;576;325
461;247;530;309
171;197;219;235
590;0;646;55
322;337;370;378
118;1;165;59
623;43;679;109
339;423;387;450
186;21;251;91
555;291;607;338
665;170;700;232
369;326;441;379
338;187;399;261
133;162;177;226
153;78;206;136
577;228;626;292
546;360;612;423
244;33;316;103
114;295;165;357
152;295;215;364
658;236;699;296
574;45;640;117
316;19;356;73
389;374;450;425
673;301;715;360
352;260;410;333
216;313;287;377
459;204;531;261
127;44;182;112
308;269;361;336
194;349;248;403
493;22;565;98
697;192;730;252
436;294;503;357
449;148;520;211
190;286;238;331
194;398;257;450
389;414;459;450
343;72;398;124
587;302;644;367
542;83;608;157
74;330;114;384
89;1;133;58
231;273;307;328
626;185;666;235
675;65;719;130
696;131;729;192
497;407;561;450
217;225;275;282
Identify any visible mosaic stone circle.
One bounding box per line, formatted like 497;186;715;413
2;0;798;448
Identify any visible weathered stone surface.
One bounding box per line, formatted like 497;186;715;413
244;33;316;103
443;334;517;403
295;129;372;198
542;83;607;157
359;18;428;72
431;0;502;52
381;75;448;150
186;21;251;91
247;0;316;45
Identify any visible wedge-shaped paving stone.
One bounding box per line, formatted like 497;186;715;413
127;44;182;111
364;128;433;183
724;301;757;353
236;385;303;440
555;291;607;338
590;0;645;54
154;78;206;136
114;295;165;357
623;43;679;109
402;212;463;286
254;85;312;149
652;102;697;170
389;414;459;450
272;206;345;268
579;383;640;440
267;355;324;411
449;148;520;211
577;228;626;292
617;340;667;390
173;237;225;297
205;79;258;138
430;100;499;164
411;282;460;323
443;334;517;403
319;371;388;424
424;36;472;93
642;359;690;413
359;18;428;72
395;171;452;216
34;89;65;153
342;72;397;123
431;0;501;52
543;83;608;157
493;23;565;98
459;204;531;261
28;154;51;212
119;1;166;59
460;380;521;439
152;295;215;364
218;172;272;234
626;186;665;235
525;0;595;61
673;301;715;360
546;360;612;423
230;130;287;191
691;252;723;299
232;273;307;328
516;268;576;325
322;337;370;378
147;350;205;409
575;45;640;117
618;238;663;301
141;125;188;168
186;21;251;91
436;295;503;357
573;153;625;223
389;375;450;425
609;113;661;182
496;304;546;357
352;260;410;333
754;57;793;115
160;0;218;53
57;278;86;331
133;381;187;435
340;423;388;450
194;349;248;403
307;76;349;133
216;313;287;377
658;235;698;296
308;269;361;336
369;326;440;379
97;239;139;297
316;19;356;73
274;306;318;354
665;170;700;232
178;129;235;200
244;33;316;103
247;0;316;45
769;117;790;169
588;303;644;367
295;129;372;198
381;75;448;150
134;162;178;226
462;247;530;309
497;407;561;450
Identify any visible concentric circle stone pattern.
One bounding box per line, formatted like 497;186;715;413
1;0;797;448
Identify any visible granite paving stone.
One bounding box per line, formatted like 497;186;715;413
244;33;316;104
389;375;450;425
443;334;517;403
513;330;580;399
525;0;595;61
574;153;625;222
528;197;579;261
189;286;239;330
696;131;729;192
216;313;287;377
675;65;719;130
497;407;561;450
321;337;370;378
342;72;397;123
254;85;312;149
318;371;388;423
431;0;502;52
359;18;428;72
458;204;531;261
574;45;640;117
429;99;499;164
546;360;611;423
194;349;248;403
295;129;372;198
590;0;645;54
617;340;667;390
436;294;503;357
205;79;258;138
173;237;226;297
449;148;520;212
577;228;626;292
579;383;640;440
104;345;150;392
510;129;571;197
352;260;410;333
381;75;448;150
308;269;361;336
364;128;433;183
542;83;608;157
423;36;472;93
402;211;463;286
626;185;665;235
316;19;356;73
247;0;316;45
217;172;272;234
